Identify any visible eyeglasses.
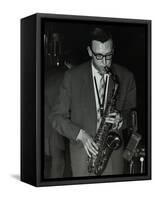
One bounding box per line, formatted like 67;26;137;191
90;47;113;61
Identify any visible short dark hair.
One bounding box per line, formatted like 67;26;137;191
89;27;113;47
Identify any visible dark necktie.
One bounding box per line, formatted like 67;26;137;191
97;75;104;130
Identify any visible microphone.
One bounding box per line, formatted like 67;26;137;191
123;111;141;162
123;132;141;162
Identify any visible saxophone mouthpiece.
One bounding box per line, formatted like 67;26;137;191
104;66;112;75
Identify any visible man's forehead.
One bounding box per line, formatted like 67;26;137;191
92;40;113;52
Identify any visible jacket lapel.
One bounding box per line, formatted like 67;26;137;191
81;62;97;136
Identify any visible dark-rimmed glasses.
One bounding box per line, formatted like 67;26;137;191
90;47;113;60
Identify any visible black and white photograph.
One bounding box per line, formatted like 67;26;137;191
42;15;151;180
21;13;151;187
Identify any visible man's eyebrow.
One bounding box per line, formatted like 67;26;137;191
94;51;113;55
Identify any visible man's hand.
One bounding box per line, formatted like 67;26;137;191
76;130;98;157
105;112;123;130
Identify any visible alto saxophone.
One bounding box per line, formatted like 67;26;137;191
88;67;122;175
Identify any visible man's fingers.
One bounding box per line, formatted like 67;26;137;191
85;144;96;157
118;120;123;129
81;131;98;157
84;146;91;157
87;142;98;156
105;117;115;123
108;112;117;117
89;143;98;154
91;141;98;151
105;115;122;124
87;137;98;150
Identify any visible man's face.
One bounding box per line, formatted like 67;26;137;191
88;39;113;74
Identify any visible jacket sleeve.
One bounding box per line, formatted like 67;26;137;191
123;72;136;110
48;70;81;141
121;72;137;129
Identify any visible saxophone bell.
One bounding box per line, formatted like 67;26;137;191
106;131;122;150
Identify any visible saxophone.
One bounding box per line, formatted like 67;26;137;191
88;67;122;175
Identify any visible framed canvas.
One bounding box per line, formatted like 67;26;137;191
21;13;151;187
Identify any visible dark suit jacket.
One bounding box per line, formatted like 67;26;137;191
49;61;136;176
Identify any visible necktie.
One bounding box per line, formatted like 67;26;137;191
97;75;104;130
99;76;104;104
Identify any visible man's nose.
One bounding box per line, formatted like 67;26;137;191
102;56;106;65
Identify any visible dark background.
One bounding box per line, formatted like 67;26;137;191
43;19;147;140
42;18;148;178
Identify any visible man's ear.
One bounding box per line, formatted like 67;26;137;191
87;46;92;57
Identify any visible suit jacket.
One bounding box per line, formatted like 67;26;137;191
49;61;136;176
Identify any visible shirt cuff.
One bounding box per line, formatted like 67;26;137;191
76;129;84;141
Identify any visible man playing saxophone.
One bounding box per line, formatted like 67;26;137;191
50;27;136;177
